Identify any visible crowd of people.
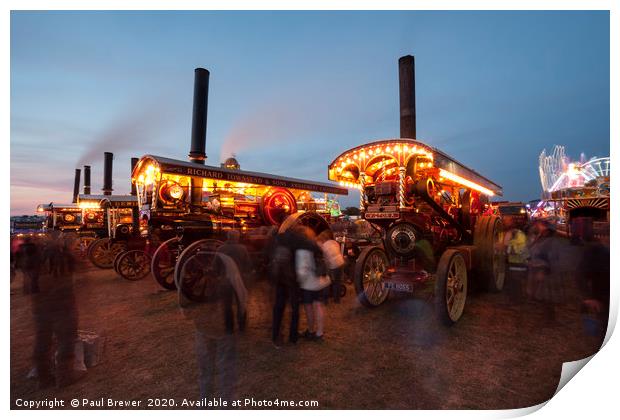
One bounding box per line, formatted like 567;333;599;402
175;225;345;401
10;215;609;401
503;217;610;338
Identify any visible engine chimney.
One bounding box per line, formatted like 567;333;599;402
72;168;81;203
83;165;91;195
399;55;416;139
102;152;114;196
189;68;210;164
130;157;139;196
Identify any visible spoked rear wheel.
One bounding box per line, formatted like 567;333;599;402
150;237;181;290
117;250;151;281
435;249;468;326
474;215;506;292
353;246;390;307
278;211;331;236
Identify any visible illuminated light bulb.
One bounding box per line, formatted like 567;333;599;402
354;154;358;160
340;162;346;168
360;152;365;158
368;149;373;155
339;181;345;186
394;145;401;152
346;158;351;164
375;148;380;154
403;145;409;152
386;146;391;153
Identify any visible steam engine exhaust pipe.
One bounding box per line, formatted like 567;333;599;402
399;55;416;139
130;157;139;196
102;152;114;196
72;168;81;203
188;68;210;164
83;165;91;195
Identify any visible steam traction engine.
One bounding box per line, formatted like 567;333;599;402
327;55;506;325
79;194;139;269
124;67;347;299
131;154;347;298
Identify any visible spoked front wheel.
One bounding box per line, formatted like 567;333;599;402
178;251;223;302
150;237;181;290
173;239;224;291
116;250;151;281
353;246;390;307
435;249;468;326
88;238;127;269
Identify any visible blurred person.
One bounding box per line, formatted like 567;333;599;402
179;252;248;403
526;219;564;324
14;235;41;294
269;229;303;347
31;232;83;388
218;229;253;285
503;219;529;305
269;227;322;346
577;234;610;343
317;230;345;303
296;227;330;342
10;235;25;282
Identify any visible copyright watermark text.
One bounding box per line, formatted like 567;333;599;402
14;397;319;409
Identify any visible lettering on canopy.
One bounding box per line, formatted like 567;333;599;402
159;162;347;195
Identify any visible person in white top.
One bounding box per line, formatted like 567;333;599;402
318;230;346;304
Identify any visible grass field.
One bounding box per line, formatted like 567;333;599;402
10;239;602;409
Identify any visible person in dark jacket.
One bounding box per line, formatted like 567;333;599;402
270;227;321;347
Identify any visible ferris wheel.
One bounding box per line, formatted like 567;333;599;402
581;157;610;181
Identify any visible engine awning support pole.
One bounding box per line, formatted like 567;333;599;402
359;173;366;211
398;166;406;209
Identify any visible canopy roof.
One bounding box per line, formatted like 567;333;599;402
36;203;80;212
133;155;348;196
328;139;503;196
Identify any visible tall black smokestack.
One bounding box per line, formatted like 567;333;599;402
399;55;416;139
72;169;81;203
83;165;91;195
102;152;114;196
130;157;139;196
189;68;210;164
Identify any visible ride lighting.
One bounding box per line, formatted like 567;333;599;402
438;169;495;196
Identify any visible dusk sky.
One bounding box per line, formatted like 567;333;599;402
10;11;609;215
